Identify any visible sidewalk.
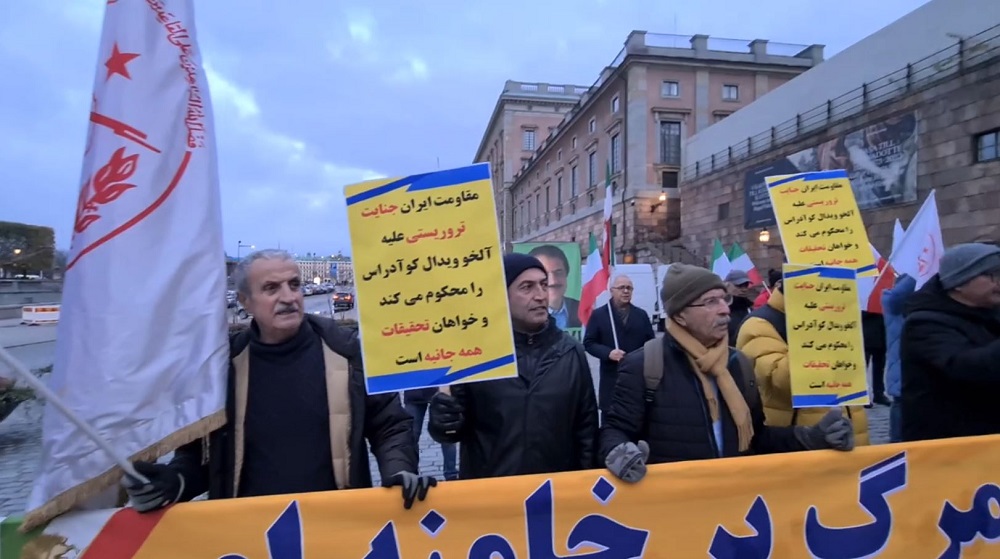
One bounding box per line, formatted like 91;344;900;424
0;321;58;349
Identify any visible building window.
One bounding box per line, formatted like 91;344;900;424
718;202;730;220
722;84;739;101
589;118;596;133
557;176;563;204
557;149;562;161
610;134;621;174
661;81;680;98
526;199;532;227
572;136;578;149
544;186;550;214
714;113;731;123
659;121;682;166
611;95;620;113
570;165;578;196
535;193;540;218
588;152;597;186
976;130;1000;162
546;161;550;171
523;130;536;150
661;170;678;189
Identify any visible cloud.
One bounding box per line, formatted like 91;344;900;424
387;55;430;83
347;17;374;45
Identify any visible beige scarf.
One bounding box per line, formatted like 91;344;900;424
667;319;754;452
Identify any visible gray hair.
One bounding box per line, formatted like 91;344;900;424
234;249;295;296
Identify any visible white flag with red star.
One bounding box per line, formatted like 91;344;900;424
25;0;228;528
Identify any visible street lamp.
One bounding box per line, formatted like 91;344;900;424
758;229;770;243
236;240;254;260
13;248;21;256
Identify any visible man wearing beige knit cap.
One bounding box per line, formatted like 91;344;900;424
600;263;855;483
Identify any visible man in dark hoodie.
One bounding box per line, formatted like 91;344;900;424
900;243;1000;442
428;253;599;479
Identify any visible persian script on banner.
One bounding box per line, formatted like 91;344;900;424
766;170;878;278
24;0;228;529
8;436;1000;557
782;264;869;408
343;163;517;394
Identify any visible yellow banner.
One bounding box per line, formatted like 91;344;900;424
343;163;517;394
56;437;999;558
782;264;869;408
766;170;877;277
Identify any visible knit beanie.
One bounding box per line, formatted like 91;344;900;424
938;243;1000;290
661;263;726;316
503;253;548;287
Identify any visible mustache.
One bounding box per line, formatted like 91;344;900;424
713;317;730;327
275;303;299;314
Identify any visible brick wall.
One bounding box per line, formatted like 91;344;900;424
681;57;1000;272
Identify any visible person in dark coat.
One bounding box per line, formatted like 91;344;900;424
900;243;1000;442
600;264;855;483
403;387;458;480
428;253;599;479
862;310;890;406
584;273;655;417
121;249;434;510
724;269;755;341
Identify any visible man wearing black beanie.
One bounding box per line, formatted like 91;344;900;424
428;253;599;479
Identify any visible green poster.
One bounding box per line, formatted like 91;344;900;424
512;242;583;331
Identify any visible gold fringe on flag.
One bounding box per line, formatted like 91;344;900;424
19;409;226;533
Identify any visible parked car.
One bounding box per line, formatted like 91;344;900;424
332;291;354;311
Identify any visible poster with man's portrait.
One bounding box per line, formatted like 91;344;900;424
512;242;582;331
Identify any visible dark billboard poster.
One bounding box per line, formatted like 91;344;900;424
742;111;919;230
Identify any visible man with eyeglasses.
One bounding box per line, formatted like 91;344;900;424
900;243;1000;442
584;274;655;418
600;264;854;482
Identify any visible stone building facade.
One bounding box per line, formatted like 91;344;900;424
474;32;824;262
678;46;1000;273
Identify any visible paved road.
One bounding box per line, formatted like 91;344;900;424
0;313;891;517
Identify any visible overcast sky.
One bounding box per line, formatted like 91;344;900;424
0;0;930;256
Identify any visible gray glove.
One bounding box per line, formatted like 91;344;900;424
121;462;185;512
605;441;650;483
382;471;437;509
795;408;855;451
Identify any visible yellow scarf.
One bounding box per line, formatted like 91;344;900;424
667;319;754;452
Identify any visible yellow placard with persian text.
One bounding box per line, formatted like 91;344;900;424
20;436;1000;557
783;263;870;408
343;163;516;395
766;169;878;277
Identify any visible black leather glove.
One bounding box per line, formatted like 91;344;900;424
120;461;185;512
382;471;437;509
795;409;855;451
428;392;464;436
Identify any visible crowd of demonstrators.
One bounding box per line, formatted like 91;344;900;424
116;242;1000;513
583;273;655;419
599;264;854;483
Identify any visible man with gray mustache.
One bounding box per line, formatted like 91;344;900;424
600;264;854;483
122;249;434;511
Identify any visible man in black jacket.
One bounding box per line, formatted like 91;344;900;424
900;243;1000;442
428;253;599;479
600;263;854;483
121;249;434;510
584;273;655;417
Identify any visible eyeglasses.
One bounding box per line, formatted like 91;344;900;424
612;286;633;291
688;294;733;308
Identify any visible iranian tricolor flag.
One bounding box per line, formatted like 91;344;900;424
578;162;614;326
728;242;763;285
710;239;731;279
857;244;895;313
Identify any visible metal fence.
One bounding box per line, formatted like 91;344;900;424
683;23;1000;182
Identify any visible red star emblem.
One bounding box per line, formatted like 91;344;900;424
104;42;140;81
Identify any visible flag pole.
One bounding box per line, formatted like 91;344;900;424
0;346;149;484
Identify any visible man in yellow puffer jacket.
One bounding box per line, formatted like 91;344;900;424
735;282;869;445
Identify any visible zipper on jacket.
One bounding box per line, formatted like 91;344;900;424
689;373;720;458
